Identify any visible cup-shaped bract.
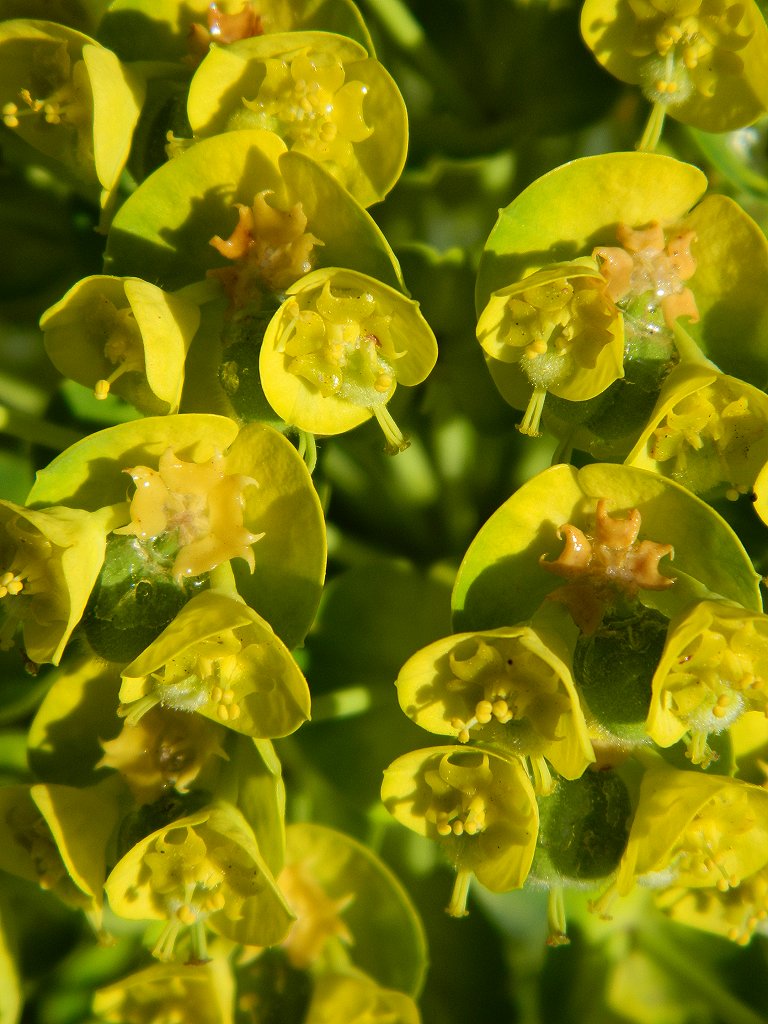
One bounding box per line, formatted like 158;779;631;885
0;500;119;665
93;958;235;1024
395;627;594;788
477;261;624;437
656;865;768;946
452;463;762;636
40;276;201;415
120;590;311;738
305;973;421;1024
280;822;427;995
26;415;327;648
260;267;437;446
0;778;121;918
105;803;294;958
188;32;407;207
616;768;768;896
104;129;403;294
581;0;768;133
647;600;768;766
381;746;538;917
97;0;373;64
626;360;768;501
0;20;144;203
477;154;768;415
749;457;768;530
98;704;228;804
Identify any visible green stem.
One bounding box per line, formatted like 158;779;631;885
310;684;386;723
207;561;241;599
174;278;224;307
0;405;83;452
671;320;718;370
637;102;666;153
639;927;768;1024
546;886;569;946
296;429;317;474
447;868;472;917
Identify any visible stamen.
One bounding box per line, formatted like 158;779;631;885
546;886;570;946
372;403;410;454
447;868;473;918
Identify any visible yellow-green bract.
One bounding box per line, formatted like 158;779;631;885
580;0;768;133
119;590;311;738
26;416;327;648
40;275;200;415
0;19;144;206
187;31;407;207
260;267;438;444
452;463;763;634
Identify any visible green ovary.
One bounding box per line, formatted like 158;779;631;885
241;49;371;173
281;283;399;407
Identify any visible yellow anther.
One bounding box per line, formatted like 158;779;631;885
374;373;393;393
492;699;510;719
206;890;226;911
221;688;235;705
94;379;111;400
216;705;229;722
227;703;241;720
177;904;197;924
475;700;493;723
452;819;464;836
436;821;452;837
210;686;223;704
0;571;24;598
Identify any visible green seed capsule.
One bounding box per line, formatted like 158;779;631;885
533;768;633;884
573;606;670;744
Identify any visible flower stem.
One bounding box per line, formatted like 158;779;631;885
546;886;569;946
637;102;666;153
0;405;83;452
447;868;472;917
639;927;767;1024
